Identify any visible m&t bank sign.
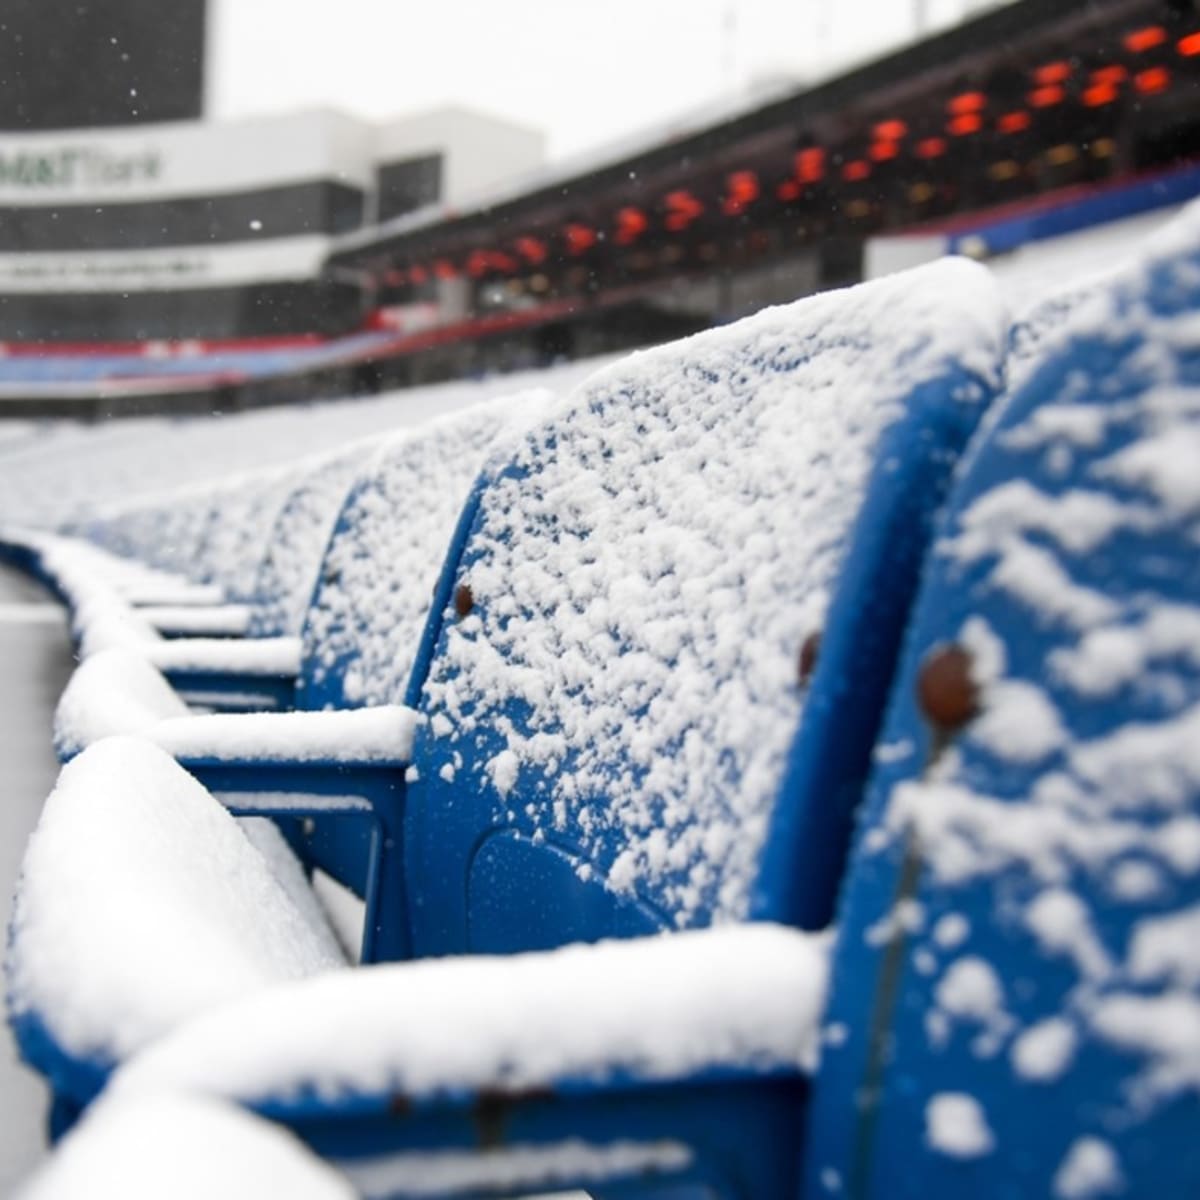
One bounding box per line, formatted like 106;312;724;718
0;146;162;191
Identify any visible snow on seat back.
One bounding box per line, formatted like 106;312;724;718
804;203;1200;1199
247;441;374;637
403;258;1006;957
6;737;345;1105
295;389;554;712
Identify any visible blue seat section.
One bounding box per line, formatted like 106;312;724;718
803;208;1200;1198
402;257;1005;959
178;397;548;934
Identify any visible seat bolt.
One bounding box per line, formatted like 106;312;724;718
916;643;979;732
798;631;821;685
454;583;474;618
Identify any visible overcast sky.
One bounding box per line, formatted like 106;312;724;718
211;0;1009;161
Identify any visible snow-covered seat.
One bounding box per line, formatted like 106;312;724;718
51;391;552;731
805;201;1200;1197
18;1091;356;1200
8;259;1005;1193
7;737;348;1131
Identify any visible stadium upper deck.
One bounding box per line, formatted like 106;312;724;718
324;0;1200;386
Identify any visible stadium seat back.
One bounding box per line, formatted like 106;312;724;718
293;398;541;713
804;206;1200;1198
402;259;1006;958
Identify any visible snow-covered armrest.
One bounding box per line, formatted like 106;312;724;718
7;738;347;1082
146;636;302;677
150;705;419;767
137;604;254;638
55;648;192;759
114;924;828;1110
19;1092;355;1200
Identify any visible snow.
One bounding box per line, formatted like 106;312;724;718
337;1140;691;1198
924;1093;994;1159
111;923;829;1105
54;648;191;759
1052;1137;1124;1200
135;604;252;636
18;1092;355;1200
419;256;1005;926
6;737;345;1065
1010;1017;1078;1082
149;704;418;765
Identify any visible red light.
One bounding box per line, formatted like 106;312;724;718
842;159;871;182
869;141;900;162
1091;64;1128;85
722;170;760;215
948;113;983;136
408;265;429;285
383;268;405;287
433;259;458;280
466;250;516;278
614;207;648;244
1179;32;1200;57
997;110;1032;134
514;236;547;264
1125;25;1167;53
563;224;597;255
1028;85;1066;107
915;137;947;159
663;190;703;232
794;147;825;183
1135;66;1171;94
1083;82;1120;107
776;179;801;201
1034;61;1072;85
947;91;986;115
872;119;908;141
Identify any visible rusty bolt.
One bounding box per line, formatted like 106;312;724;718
798;630;822;686
916;643;979;733
453;583;474;619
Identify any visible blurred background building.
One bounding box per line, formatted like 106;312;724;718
0;0;1197;414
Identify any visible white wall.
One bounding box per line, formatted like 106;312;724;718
374;106;545;207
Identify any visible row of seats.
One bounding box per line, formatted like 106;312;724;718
3;204;1199;1198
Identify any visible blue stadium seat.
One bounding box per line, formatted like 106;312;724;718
803;207;1200;1198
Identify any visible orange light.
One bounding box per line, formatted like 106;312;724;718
408;265;429;285
794;147;825;183
1179;32;1200;57
614;207;648;244
998;110;1032;133
1028;85;1066;107
948;112;983;136
1091;64;1128;85
514;236;547;264
915;136;948;159
869;140;900;162
563;224;597;255
1135;66;1171;94
383;268;405;287
663;190;703;232
842;159;871;182
1125;25;1167;53
466;250;515;277
1034;60;1072;85
722;170;760;215
777;179;801;201
433;259;458;280
1083;82;1120;106
872;119;908;141
947;90;986;115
